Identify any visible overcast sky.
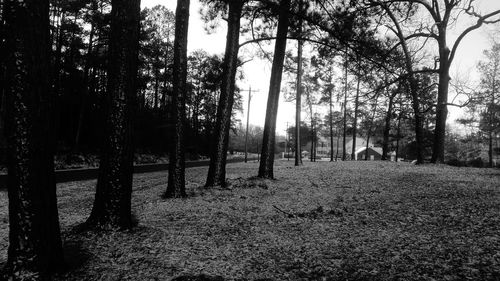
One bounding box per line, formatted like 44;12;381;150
142;0;500;136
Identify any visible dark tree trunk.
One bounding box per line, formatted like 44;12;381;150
258;0;290;179
382;91;397;160
205;0;244;187
310;118;314;162
351;76;360;160
364;97;378;161
294;2;303;167
2;0;65;278
488;129;493;168
342;49;348;161
431;40;450;163
329;91;334;162
307;92;314;162
409;79;424;164
86;0;141;229
395;100;403;162
335;123;341;160
164;0;190;198
154;75;160;109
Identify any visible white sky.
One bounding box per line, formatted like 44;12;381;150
142;0;500;135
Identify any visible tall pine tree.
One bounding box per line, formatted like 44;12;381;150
164;0;190;198
2;0;65;278
86;0;141;229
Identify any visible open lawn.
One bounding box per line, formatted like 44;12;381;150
0;161;499;280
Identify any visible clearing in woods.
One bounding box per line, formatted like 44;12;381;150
0;161;499;280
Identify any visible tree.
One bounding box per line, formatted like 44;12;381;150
205;0;245;187
86;0;141;229
74;0;100;152
187;51;226;150
48;0;111;153
164;0;190;198
365;0;500;163
294;0;305;166
425;1;500;163
2;0;65;278
477;42;500;167
139;5;175;111
319;78;336;162
365;2;426;164
258;0;291;179
382;82;399;160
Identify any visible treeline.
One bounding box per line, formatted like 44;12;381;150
0;1;239;159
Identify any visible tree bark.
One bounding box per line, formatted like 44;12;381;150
395;99;403;162
382;91;397;160
3;0;65;278
342;48;348;161
294;2;303;167
86;0;141;229
329;91;334;162
431;40;450;163
335;121;341;160
205;0;244;187
365;97;378;160
164;0;190;198
310;116;314;162
258;0;290;179
351;75;360;160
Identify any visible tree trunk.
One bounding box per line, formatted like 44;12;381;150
382;91;397;160
329;91;334;162
395;100;403;162
365;97;378;160
409;78;424;164
258;0;290;179
294;3;303;167
164;0;190;198
489;129;493;168
351;75;360;160
86;0;141;229
205;0;243;187
335;122;341;160
3;0;65;278
342;49;348;161
431;41;451;164
154;74;160;109
310;117;314;162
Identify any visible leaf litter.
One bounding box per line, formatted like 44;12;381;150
0;161;499;280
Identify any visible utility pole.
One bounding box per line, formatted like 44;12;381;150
244;86;259;163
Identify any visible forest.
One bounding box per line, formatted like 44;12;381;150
0;0;499;280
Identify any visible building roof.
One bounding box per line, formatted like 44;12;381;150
355;146;382;155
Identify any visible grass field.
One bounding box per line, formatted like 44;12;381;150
0;161;499;280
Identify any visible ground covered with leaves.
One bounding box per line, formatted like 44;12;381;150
0;161;499;280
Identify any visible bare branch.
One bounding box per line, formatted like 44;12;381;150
449;9;500;64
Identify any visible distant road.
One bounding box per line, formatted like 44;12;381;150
0;158;258;189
